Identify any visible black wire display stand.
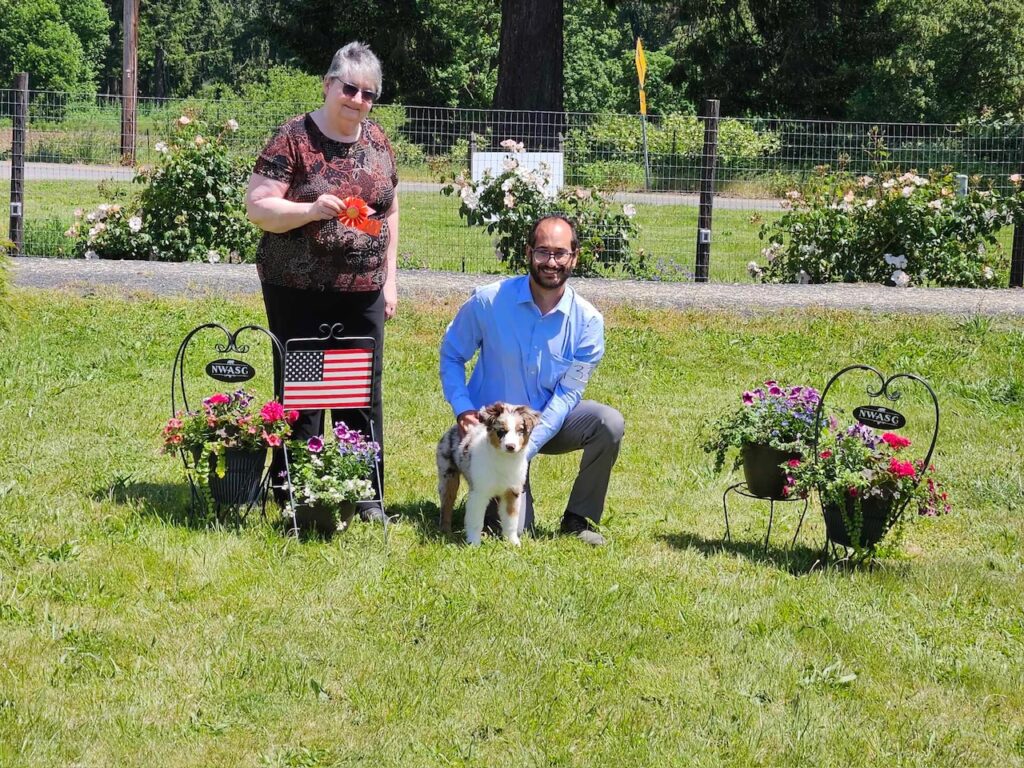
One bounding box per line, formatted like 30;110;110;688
171;323;284;525
281;323;389;544
722;483;809;555
810;364;939;563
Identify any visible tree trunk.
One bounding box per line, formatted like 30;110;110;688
492;0;564;150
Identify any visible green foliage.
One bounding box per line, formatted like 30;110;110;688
0;0;89;92
441;148;640;277
284;426;377;512
0;237;10;329
53;0;111;86
70;113;258;262
756;170;1022;286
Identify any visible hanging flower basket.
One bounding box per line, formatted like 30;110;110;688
741;442;801;499
206;447;267;506
822;495;895;548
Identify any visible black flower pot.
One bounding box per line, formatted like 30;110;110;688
206;448;266;505
741;442;801;500
292;500;357;536
822;495;893;548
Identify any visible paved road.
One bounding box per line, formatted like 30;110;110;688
0;161;783;209
10;257;1023;316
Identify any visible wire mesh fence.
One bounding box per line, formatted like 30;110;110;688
3;89;1023;283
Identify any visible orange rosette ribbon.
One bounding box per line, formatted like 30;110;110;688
338;196;382;236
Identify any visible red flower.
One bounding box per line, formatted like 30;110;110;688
848;486;859;498
204;392;230;406
338;196;371;227
286;409;300;424
819;450;832;459
889;458;916;478
882;432;911;450
787;459;801;468
260;401;285;422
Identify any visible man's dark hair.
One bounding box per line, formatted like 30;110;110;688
527;215;579;252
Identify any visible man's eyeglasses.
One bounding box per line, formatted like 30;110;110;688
338;81;379;103
530;247;575;264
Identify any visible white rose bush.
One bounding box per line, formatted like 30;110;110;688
753;170;1024;287
69;113;257;262
442;141;640;277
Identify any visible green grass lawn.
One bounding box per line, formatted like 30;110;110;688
1;289;1023;766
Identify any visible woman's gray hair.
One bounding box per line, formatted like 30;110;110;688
324;42;383;98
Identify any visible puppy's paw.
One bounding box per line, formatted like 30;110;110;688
465;534;482;547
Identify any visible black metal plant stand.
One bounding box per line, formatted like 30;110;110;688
723;483;810;555
170;323;284;525
810;364;939;563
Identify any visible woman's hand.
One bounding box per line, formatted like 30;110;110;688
308;194;344;221
383;280;398;320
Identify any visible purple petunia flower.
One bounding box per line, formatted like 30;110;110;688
307;436;324;453
742;391;756;405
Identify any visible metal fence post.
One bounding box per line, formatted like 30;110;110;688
7;72;27;256
1012;158;1024;288
695;98;720;282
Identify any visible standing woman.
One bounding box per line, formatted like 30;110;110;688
246;42;397;521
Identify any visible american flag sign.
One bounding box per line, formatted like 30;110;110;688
284;348;373;410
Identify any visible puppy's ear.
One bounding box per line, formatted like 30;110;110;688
516;406;542;432
479;402;505;426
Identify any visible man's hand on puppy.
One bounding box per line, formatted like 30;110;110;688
457;410;480;437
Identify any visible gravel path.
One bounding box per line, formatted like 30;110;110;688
9;256;1024;316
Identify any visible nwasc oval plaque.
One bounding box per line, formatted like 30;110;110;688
853;405;906;430
205;358;255;383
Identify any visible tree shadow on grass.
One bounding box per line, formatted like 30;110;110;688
659;530;826;575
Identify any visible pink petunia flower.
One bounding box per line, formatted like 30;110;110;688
264;432;282;447
204;392;230;406
260;401;285;422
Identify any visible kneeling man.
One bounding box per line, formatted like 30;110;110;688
439;215;625;545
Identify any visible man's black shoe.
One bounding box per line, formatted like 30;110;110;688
559;513;606;546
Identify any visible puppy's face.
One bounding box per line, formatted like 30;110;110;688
480;403;541;454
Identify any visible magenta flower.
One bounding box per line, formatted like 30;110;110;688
260;401;285;422
742;391;756;405
204;392;230;406
307;436;324;453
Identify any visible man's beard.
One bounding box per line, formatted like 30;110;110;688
528;259;571;290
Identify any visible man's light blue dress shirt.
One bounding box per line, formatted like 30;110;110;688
439;275;605;459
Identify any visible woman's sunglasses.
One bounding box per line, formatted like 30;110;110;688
338;81;379;103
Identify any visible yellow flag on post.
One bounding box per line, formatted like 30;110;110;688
635;38;648;115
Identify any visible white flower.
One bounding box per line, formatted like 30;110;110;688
891;269;911;287
928;199;942;210
503;192;515;209
128;216;143;232
500;178;514;192
883;253;908;269
882;179;896;189
207;249;221;263
901;186;914;197
502;157;519;172
865;198;877;208
194;135;205;147
155;141;168;154
87;223;105;241
786;190;802;199
797;270;812;284
453;173;468;190
858;175;873;187
499;139;524;153
622;203;637;218
1010;173;1022;184
761;243;782;262
843;190;855;204
913;175;927;186
98;203;110;214
73;208;83;218
574;187;591;200
982;266;995;281
177;115;191;126
747;261;762;278
461;190;479;210
84;249;98;260
225;119;239;132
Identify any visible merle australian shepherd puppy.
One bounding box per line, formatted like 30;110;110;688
436;402;542;546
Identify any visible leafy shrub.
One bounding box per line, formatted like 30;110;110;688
441;142;639;277
70;113;258;262
754;171;1023;287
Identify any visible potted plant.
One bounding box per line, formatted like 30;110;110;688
162;389;296;506
786;425;949;552
283;422;378;535
703;381;823;499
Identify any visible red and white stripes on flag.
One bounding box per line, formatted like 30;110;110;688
283;348;373;410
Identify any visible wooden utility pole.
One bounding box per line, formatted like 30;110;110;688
695;99;720;282
120;0;140;164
